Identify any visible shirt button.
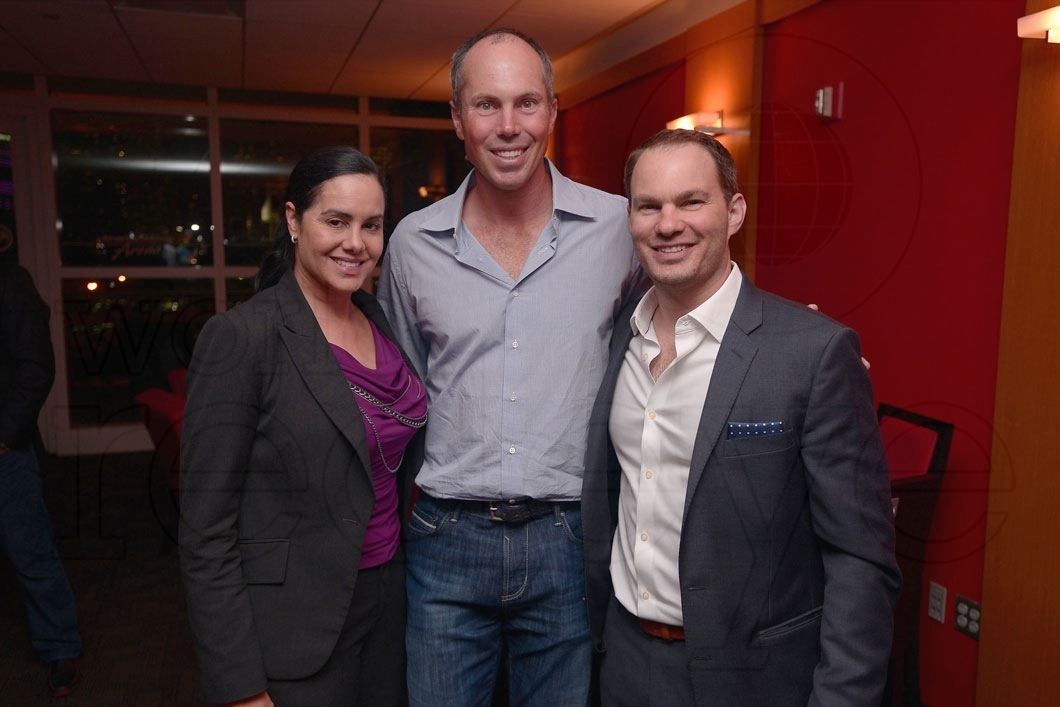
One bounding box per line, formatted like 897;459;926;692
642;591;650;600
641;532;649;541
508;446;516;454
648;410;657;420
509;393;517;402
512;290;520;297
642;353;649;362
512;340;519;349
645;470;654;480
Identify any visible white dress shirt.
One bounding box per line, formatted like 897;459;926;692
609;264;743;626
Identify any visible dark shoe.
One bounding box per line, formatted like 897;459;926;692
47;657;81;698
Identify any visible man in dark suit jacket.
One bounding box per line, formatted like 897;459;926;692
0;263;83;697
582;130;900;706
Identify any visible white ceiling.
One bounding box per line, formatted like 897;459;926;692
0;0;738;102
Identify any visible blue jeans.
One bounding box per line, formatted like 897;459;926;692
405;493;591;707
0;446;82;662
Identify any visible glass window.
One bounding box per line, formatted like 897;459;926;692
369;127;469;240
226;276;256;308
0;132;18;265
48;77;206;102
219;119;360;266
52;110;213;267
369;97;452;119
219;88;358;111
62;277;214;426
0;72;34;92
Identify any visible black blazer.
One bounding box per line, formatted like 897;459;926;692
582;278;901;707
179;270;424;704
0;264;55;451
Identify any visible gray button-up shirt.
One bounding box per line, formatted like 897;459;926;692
378;161;642;501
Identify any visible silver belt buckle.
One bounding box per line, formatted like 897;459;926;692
488;501;504;522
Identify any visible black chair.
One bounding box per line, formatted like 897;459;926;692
878;404;954;707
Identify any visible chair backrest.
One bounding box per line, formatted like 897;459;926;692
877;403;954;481
166;367;189;398
133;388;185;446
878;404;954;706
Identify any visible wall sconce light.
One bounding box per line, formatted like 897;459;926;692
417;184;446;201
1018;5;1060;42
666;110;747;136
667;110;724;133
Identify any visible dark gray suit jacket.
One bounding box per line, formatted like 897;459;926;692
582;277;901;706
179;270;423;704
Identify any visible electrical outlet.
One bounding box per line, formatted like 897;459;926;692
927;581;946;623
955;595;981;639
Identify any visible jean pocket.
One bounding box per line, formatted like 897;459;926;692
407;502;446;537
556;509;584;545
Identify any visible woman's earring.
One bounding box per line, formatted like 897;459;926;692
290;234;298;245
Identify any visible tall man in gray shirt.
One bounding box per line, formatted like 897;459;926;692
378;28;641;707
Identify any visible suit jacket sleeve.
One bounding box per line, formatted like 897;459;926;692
802;326;901;706
0;265;55;449
179;310;270;703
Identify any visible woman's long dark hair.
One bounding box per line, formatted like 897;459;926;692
255;146;385;291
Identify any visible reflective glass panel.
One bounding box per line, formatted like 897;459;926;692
369;97;451;119
53;110;213;267
369;127;469;240
219;119;360;266
62;277;214;426
0;132;18;264
226;276;256;308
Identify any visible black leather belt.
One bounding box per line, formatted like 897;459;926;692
434;496;576;524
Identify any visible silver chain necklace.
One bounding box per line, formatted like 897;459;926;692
348;376;426;474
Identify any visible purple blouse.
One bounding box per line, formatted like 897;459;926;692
330;321;426;569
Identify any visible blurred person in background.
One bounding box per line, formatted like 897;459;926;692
0;262;83;698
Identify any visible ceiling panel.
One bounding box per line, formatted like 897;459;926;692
329;0;504;99
0;0;721;100
0;0;147;82
245;0;378;27
116;6;243;87
0;25;47;75
244;20;352;93
501;0;666;53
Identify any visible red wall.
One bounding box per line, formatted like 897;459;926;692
756;2;1022;705
557;62;686;196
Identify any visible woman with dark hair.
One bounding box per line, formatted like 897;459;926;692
179;146;425;706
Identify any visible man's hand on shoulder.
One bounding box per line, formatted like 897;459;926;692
806;303;871;370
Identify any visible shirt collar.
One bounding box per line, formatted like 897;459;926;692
415;159;599;238
629;263;744;343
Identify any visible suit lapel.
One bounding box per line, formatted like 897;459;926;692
602;298;639;408
601;300;639;518
274;272;372;476
683;279;763;520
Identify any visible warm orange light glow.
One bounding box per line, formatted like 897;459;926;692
86;281;98;291
666;111;723;132
117;275;127;282
1018;5;1060;40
